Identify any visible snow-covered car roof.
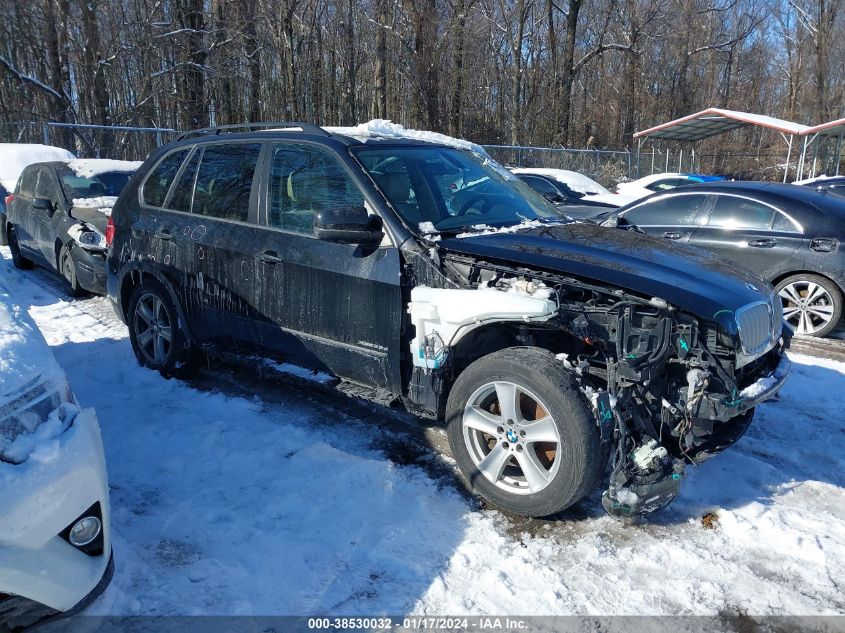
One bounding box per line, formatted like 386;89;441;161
509;167;611;196
618;172;688;188
325;119;488;156
65;158;142;178
0;143;75;192
793;174;837;186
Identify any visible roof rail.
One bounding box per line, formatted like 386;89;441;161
176;121;330;141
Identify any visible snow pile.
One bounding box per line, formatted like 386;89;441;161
67;159;142;178
72;196;119;215
326;119;488;156
0;143;75;191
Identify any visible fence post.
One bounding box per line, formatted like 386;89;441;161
42;122;50;145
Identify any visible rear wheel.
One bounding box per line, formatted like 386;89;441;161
59;243;85;297
446;347;604;517
8;225;33;270
127;279;203;378
776;274;842;337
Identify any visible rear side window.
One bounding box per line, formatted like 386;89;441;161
707;196;774;229
623;194;707;226
520;175;558;196
18;167;39;197
142;149;189;208
268;144;364;234
168;150;200;213
192;144;261;223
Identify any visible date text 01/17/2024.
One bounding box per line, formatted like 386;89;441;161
307;617;529;630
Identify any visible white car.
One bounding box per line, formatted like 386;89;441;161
615;173;716;203
509;167;627;207
0;276;111;629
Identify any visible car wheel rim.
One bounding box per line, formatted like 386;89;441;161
134;293;173;364
61;250;75;284
779;280;835;335
462;381;561;496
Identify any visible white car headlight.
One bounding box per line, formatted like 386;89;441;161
76;230;104;248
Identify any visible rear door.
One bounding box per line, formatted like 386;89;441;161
181;141;262;346
619;192;710;244
10;167;41;256
689;194;805;278
252;141;403;391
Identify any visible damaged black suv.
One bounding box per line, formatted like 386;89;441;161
106;122;790;518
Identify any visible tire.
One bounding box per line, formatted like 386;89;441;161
776;273;842;338
59;242;86;297
8;225;33;270
0;213;8;246
446;347;604;517
127;278;203;378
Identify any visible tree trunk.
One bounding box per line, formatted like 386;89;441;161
559;0;582;145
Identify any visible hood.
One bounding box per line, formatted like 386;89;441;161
70;200;113;232
439;223;771;334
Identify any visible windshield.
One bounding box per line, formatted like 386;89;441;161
354;146;566;233
61;170;133;199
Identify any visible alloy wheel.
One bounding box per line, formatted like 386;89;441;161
779;280;835;335
462;381;562;495
133;292;173;364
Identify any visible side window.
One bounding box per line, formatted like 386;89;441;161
33;168;56;199
623;194;707;226
268;144;364;234
521;176;558;196
193;143;261;223
707;196;774;229
18;167;39;197
167;150;200;213
773;211;800;232
143;149;189;208
647;178;686;192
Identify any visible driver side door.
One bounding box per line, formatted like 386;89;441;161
252;142;403;391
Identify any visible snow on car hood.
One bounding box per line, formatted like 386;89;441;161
0;274;64;403
0;143;75;191
73;196;119;216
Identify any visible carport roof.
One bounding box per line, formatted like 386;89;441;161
634;108;810;142
802;117;845;138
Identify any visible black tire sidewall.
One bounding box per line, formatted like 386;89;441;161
60;243;84;297
446;347;604;517
8;226;33;270
127;279;190;376
776;273;843;338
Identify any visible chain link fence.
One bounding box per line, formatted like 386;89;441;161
0;122;180;162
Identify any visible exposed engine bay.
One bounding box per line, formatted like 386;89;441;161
405;250;791;517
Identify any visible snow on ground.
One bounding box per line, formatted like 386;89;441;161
0;143;75;192
1;247;844;617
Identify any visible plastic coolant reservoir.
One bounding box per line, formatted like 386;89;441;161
407;286;557;369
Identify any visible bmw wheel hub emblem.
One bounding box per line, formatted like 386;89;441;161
506;429;518;443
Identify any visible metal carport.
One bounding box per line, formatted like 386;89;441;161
797;118;845;180
633;108;810;182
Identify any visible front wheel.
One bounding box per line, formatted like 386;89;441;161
59;243;85;297
776;274;842;337
446;347;605;517
127;279;203;378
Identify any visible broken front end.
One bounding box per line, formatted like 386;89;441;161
407;255;791;517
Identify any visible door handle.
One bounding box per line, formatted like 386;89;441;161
256;250;283;264
663;232;682;240
748;238;776;248
154;229;173;240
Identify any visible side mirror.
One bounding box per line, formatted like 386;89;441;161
32;197;54;216
314;206;384;245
